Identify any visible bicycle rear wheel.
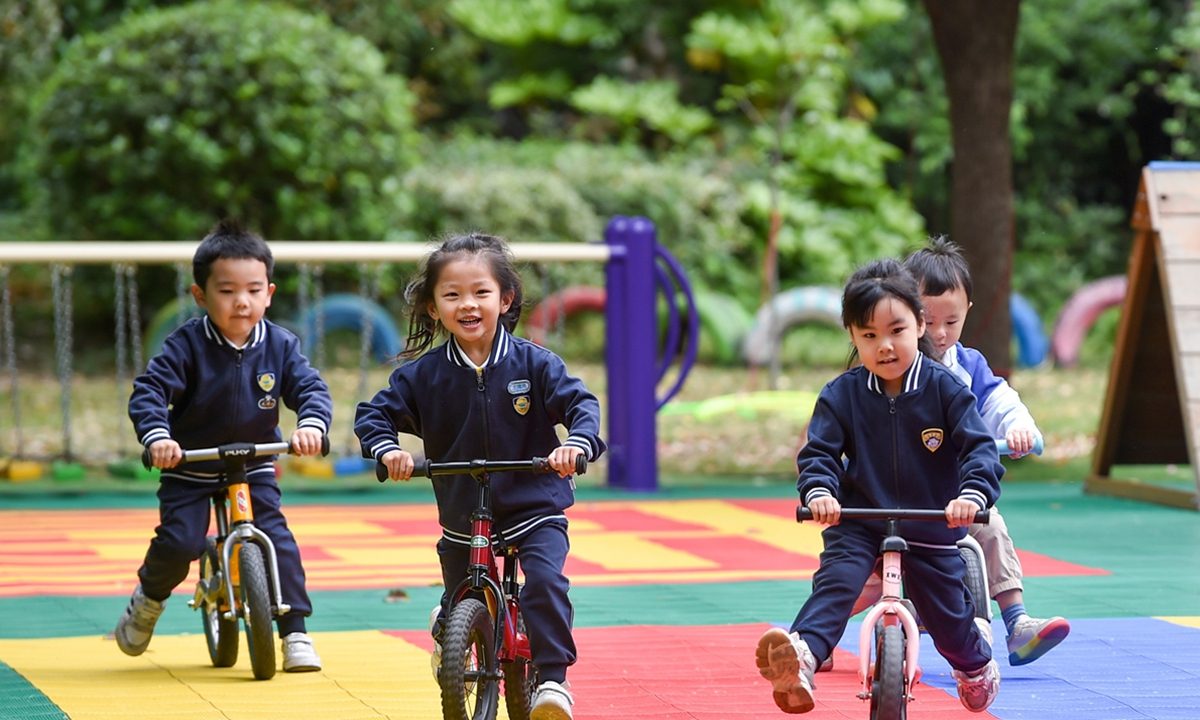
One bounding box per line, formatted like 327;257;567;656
200;537;238;667
960;544;991;621
440;598;500;720
502;610;536;720
870;624;907;720
239;542;277;680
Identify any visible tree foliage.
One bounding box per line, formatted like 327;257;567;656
21;0;418;241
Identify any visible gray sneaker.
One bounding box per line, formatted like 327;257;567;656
114;584;165;656
531;680;574;720
755;628;816;713
429;605;442;681
952;618;1000;712
1007;614;1070;666
281;632;322;672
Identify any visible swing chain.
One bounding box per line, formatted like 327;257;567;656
312;265;326;371
0;266;21;457
126;264;143;374
114;264;129;457
297;263;312;359
51;264;74;461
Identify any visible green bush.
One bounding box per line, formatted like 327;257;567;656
21;0;418;241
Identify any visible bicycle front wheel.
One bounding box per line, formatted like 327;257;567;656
200;537;238;667
870;624;907;720
440;598;500;720
239;542;277;680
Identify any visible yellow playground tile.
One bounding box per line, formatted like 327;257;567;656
0;630;497;720
1158;616;1200;629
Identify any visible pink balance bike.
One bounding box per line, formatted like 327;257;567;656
795;437;1040;720
377;455;587;720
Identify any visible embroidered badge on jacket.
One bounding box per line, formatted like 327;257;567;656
921;428;944;452
507;379;531;395
513;396;530;415
257;373;275;392
258;395;277;410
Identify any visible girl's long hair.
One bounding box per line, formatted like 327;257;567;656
842;258;937;368
401;233;525;359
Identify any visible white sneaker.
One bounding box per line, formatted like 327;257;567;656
531;679;574;720
952;618;1000;712
1006;614;1070;666
429;606;443;681
755;628;816;714
114;584;166;656
281;632;322;672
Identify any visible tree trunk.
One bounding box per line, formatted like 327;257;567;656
924;0;1021;374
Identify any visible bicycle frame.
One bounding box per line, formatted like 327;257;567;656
145;439;328;621
796;506;991;704
378;455;587;665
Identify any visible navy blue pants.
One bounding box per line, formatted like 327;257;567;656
138;474;312;637
790;521;992;674
436;518;575;683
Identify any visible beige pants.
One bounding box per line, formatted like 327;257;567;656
968;507;1023;598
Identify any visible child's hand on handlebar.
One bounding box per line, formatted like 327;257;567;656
945;498;982;528
808;496;841;526
148;438;183;469
548;446;584;478
290;427;325;456
1004;428;1038;458
380;449;415;482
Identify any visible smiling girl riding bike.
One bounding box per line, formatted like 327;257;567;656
755;259;1004;715
355;233;605;720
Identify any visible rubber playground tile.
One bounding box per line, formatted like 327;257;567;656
391;623;1000;720
834;617;1200;720
0;630;447;720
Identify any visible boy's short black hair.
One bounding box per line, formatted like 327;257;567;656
192;219;274;289
903;235;972;301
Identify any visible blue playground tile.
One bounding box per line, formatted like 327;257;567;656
832;617;1200;720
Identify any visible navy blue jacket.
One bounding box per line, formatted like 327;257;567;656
129;316;332;483
799;352;1003;546
354;327;605;542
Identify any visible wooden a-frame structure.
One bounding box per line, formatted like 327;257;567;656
1087;162;1200;510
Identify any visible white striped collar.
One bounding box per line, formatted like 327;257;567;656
446;326;512;369
203;315;267;349
866;351;924;395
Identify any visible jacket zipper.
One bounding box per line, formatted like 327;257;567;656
889;396;899;502
477;367;491;458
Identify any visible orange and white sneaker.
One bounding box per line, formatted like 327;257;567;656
755;628;817;713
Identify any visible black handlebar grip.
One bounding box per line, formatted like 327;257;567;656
574;454;587;476
141;448;153;471
375;461;389;483
797;507;812;522
320;435;330;457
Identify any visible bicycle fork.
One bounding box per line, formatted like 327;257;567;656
857;520;922;702
188;483;291;620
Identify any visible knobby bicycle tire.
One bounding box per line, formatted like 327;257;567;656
440;598;500;720
239;542;276;680
871;624;907;720
502;609;536;720
200;538;238;667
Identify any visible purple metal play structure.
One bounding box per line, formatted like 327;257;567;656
603;216;699;492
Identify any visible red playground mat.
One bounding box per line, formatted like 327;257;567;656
391;623;997;719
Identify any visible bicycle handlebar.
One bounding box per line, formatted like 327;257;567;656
375;454;588;483
141;435;330;470
995;437;1043;456
797;507;990;524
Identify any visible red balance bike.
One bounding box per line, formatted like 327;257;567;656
377;455;587;720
